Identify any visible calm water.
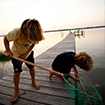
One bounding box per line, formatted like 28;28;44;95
0;28;104;103
75;28;105;103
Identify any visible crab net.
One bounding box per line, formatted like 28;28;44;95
62;74;103;105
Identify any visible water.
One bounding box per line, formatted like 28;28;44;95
75;28;105;103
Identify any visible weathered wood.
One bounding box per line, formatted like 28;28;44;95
0;33;75;105
2;75;66;89
0;93;45;105
0;85;72;105
0;79;70;98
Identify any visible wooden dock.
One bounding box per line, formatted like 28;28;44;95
0;33;75;105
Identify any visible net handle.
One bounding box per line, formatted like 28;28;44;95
73;66;92;105
0;51;62;76
0;51;79;81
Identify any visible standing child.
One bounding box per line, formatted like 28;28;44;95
49;51;93;80
4;18;45;102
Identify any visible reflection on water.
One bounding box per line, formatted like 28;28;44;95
75;28;105;103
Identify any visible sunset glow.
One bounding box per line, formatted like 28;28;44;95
0;0;104;34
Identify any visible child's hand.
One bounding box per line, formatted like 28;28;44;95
75;73;79;78
19;54;26;59
49;72;53;80
18;54;26;64
6;51;13;58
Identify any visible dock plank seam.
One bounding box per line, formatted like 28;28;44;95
0;85;70;100
0;91;51;105
1;78;67;91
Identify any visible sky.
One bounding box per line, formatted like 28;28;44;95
0;0;104;34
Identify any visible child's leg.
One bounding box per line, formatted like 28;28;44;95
11;72;20;102
11;58;22;102
72;65;79;78
25;51;40;89
29;68;40;90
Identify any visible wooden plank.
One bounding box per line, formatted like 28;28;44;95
0;85;73;105
6;68;74;83
42;48;74;53
0;94;45;105
0;79;70;98
7;72;63;83
2;75;67;89
35;59;53;65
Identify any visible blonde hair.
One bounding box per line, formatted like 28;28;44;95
74;52;93;71
20;18;44;42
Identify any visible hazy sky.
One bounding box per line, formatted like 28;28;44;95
0;0;104;34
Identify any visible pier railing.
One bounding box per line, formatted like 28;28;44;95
0;25;105;37
44;25;105;33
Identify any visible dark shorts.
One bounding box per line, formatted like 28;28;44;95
12;51;35;73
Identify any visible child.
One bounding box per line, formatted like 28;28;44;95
49;51;93;80
4;18;45;102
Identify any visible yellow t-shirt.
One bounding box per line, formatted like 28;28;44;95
7;28;38;58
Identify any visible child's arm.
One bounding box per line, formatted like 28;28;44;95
72;65;79;78
19;44;35;59
4;36;13;58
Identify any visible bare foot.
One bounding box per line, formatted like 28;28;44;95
11;90;19;103
32;82;40;90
